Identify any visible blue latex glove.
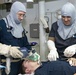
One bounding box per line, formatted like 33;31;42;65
0;65;6;69
30;42;37;46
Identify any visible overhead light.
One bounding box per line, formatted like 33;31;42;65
26;0;33;2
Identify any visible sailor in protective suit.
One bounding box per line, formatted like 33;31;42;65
0;1;31;75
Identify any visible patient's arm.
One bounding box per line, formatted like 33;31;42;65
67;58;76;66
74;73;76;75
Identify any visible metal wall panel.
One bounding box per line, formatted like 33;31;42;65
30;23;39;38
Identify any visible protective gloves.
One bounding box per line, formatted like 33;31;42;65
64;44;76;57
47;40;59;61
0;43;23;58
10;46;23;58
0;43;11;57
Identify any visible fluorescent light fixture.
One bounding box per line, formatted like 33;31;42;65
26;0;33;2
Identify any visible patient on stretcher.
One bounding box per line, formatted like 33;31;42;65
19;50;76;75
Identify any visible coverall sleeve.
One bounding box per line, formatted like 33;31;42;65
23;34;32;50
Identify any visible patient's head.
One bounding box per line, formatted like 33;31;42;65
22;51;41;74
22;60;38;74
